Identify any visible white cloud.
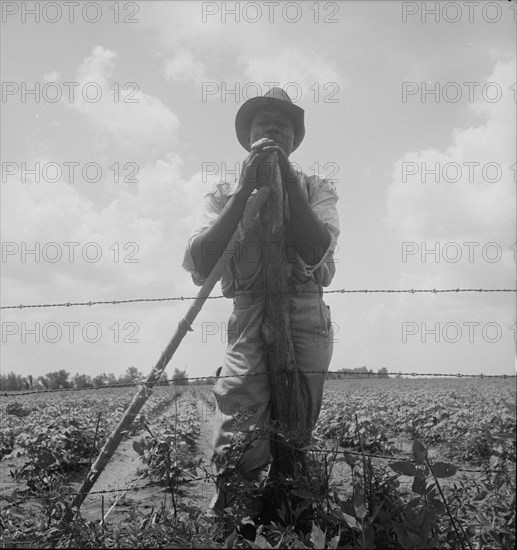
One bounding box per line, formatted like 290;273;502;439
163;49;207;84
242;50;340;95
139;2;344;98
384;57;516;339
66;46;180;160
43;70;61;82
386;57;515;245
1;153;209;302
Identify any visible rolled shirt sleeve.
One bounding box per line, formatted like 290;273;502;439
294;174;340;287
182;183;229;286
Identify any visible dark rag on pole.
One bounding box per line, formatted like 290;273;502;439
259;154;305;478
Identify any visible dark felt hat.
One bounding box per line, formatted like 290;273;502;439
235;87;305;152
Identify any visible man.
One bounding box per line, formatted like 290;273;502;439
183;87;339;512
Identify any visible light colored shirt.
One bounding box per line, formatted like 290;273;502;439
182;173;340;298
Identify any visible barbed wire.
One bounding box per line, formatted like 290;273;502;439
1;287;515;310
2;369;515;398
3;453;511;504
4;466;511;503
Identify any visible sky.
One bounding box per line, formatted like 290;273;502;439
1;0;516;382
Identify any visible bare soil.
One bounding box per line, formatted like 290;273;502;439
78;398;217;524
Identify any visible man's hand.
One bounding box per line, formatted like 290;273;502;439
238;138;281;195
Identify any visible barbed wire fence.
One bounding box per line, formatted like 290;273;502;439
4;444;515;508
5;458;511;506
1;286;515;523
1;286;515;310
1;369;515;398
2;285;514;395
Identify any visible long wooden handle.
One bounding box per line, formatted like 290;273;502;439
70;186;271;514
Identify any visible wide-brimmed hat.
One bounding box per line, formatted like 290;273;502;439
235;87;305;152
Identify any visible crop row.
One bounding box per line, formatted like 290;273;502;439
1;385;181;489
133;393;201;489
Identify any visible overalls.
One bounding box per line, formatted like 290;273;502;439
182;174;340;510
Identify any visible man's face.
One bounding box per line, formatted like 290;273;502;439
247;107;296;157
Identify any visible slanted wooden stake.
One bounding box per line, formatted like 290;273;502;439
259;155;306;477
68;187;271;518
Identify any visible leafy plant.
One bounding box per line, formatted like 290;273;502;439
9;417;102;492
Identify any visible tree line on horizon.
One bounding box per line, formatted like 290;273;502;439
0;366;194;392
326;366;390;379
1;365;391;392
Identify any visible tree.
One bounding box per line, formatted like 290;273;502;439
377;367;389;378
172;367;188;386
40;369;71;390
118;366;143;385
327;366;374;379
106;373;118;385
93;373;108;388
0;372;29;391
73;373;93;388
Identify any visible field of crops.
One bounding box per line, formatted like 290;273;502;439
316;378;516;464
0;377;515;548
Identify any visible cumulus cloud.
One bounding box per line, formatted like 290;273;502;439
163;49;208;84
139;2;344;97
1;155;209;306
64;46;180;160
241;50;340;99
1;146;212;378
1;46;204;300
386;57;515;260
383;56;516;347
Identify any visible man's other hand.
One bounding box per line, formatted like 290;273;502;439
238;138;280;194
